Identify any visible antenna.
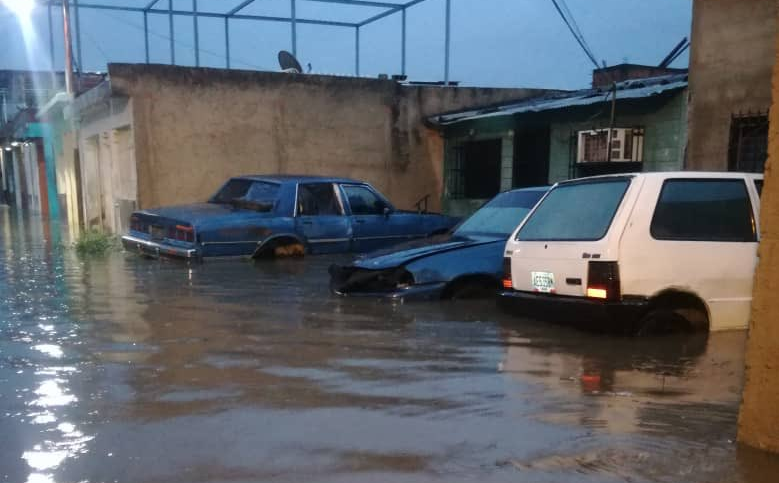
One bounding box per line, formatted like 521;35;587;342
278;51;303;74
659;37;690;68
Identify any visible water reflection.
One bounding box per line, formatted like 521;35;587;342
2;209;779;483
0;210;91;483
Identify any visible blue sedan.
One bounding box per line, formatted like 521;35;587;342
121;175;459;260
329;186;549;300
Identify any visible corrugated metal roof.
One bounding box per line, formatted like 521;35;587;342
429;73;688;126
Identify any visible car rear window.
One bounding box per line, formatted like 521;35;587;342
650;179;756;242
211;179;279;205
516;179;630;241
455;189;547;237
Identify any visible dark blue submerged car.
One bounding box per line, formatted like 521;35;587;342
121;175;458;260
330;186;549;300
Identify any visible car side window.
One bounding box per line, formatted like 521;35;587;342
342;185;387;215
755;179;763;197
297;183;342;216
650;179;756;242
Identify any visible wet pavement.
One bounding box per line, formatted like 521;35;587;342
2;206;779;483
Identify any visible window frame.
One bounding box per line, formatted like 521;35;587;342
339;183;394;216
515;177;632;242
294;182;345;217
649;178;758;243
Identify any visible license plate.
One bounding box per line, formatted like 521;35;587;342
531;271;556;293
149;225;166;240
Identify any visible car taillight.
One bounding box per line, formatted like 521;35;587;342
176;225;195;243
502;257;513;290
586;261;620;301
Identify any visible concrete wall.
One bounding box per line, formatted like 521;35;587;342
103;64;541;220
738;22;779;453
76;93;136;233
687;0;777;171
549;90;688;183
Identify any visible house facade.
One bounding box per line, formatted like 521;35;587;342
430;73;688;216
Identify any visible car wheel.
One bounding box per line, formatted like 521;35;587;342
635;309;692;336
447;282;498;300
273;242;305;258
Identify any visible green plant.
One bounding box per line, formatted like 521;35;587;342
74;229;117;256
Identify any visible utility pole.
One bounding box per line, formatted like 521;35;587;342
607;82;617;163
61;0;75;95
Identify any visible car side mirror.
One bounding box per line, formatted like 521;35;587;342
383;206;392;218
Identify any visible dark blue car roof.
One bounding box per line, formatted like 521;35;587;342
237;174;364;185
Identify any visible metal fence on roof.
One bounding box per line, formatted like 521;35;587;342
34;0;451;81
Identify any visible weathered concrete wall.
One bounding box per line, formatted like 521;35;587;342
76;93;136;233
107;64;542;214
687;0;776;171
738;22;779;453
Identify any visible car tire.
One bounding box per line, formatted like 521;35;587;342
447;282;497;300
273;242;305;258
635;309;692;336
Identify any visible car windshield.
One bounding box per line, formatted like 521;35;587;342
210;179;280;211
516;178;630;241
454;189;547;237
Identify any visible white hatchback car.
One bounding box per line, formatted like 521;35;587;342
500;172;763;334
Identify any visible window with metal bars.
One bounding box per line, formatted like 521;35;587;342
728;113;768;173
447;139;502;199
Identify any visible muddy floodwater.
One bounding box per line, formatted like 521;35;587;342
2;208;779;483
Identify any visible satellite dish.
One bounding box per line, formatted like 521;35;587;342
278;51;303;74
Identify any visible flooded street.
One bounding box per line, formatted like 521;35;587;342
2;207;779;483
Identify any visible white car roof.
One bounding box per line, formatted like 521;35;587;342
557;171;763;186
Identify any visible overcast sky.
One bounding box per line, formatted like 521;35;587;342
0;0;692;90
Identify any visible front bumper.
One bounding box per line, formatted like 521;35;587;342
121;235;199;260
329;264;446;301
498;290;649;333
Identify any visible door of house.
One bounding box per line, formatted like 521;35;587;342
513;127;550;187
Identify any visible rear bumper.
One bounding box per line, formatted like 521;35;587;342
121;235;199;260
498;290;649;332
332;282;447;301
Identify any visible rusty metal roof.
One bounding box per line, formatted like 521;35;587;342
429;73;688;126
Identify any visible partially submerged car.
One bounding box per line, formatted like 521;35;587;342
121;175;458;260
500;172;763;334
329;186;549;300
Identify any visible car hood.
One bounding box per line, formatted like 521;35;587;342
136;203;272;227
353;233;504;270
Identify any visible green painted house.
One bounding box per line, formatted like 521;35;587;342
429;73;688;217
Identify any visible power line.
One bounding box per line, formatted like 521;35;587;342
549;0;599;68
557;0;597;63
